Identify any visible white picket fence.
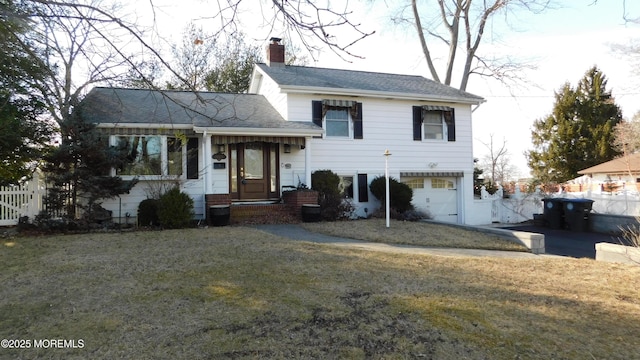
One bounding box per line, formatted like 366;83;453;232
467;185;640;226
0;172;46;226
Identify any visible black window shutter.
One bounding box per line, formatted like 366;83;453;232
443;109;455;142
353;102;363;139
358;174;368;202
186;138;199;179
412;106;422;141
312;100;323;127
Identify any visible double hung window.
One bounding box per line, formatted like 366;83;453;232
312;100;363;139
412;106;456;142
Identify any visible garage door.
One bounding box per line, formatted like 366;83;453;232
402;177;458;223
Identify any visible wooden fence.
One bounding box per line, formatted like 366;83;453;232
0;172;46;226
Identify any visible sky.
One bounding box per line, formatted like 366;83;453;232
145;0;640;179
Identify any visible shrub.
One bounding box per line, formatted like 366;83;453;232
369;176;414;213
157;187;194;229
311;170;354;220
138;198;160;227
311;170;340;196
399;209;431;222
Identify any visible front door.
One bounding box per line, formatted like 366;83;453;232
230;142;278;200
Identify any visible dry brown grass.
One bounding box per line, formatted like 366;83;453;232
301;218;529;251
1;227;639;359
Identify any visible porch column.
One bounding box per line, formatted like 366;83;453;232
305;136;312;188
204;132;213;194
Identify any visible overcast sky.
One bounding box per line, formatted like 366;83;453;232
146;0;640;179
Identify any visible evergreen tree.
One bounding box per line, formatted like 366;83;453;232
42;109;137;222
204;32;263;93
527;67;622;184
0;0;54;185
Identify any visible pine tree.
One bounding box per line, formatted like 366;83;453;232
0;0;54;185
527;67;622;184
42;110;137;223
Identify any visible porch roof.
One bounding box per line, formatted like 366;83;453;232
80;87;321;134
400;171;464;177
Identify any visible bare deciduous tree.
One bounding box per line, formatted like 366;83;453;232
480;134;517;185
389;0;552;91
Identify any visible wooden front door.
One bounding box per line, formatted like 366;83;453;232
230;142;278;200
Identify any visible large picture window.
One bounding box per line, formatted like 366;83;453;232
117;136;162;175
115;135;198;178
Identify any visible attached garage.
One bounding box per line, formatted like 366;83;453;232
400;171;462;223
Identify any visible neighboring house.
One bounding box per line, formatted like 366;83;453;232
568;153;640;193
80;38;484;224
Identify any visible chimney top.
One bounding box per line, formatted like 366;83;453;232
267;37;285;67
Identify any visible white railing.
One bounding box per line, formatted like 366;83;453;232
0;172;46;226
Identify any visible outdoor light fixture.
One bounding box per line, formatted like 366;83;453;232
217;144;225;153
284;144;291;153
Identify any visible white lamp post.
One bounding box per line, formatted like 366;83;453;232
384;149;392;228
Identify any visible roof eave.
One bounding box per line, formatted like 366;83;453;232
277;85;485;105
95;123;194;129
192;126;323;137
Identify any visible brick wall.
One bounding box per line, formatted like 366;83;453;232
282;190;318;210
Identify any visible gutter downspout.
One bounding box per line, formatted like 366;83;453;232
305;136;312;188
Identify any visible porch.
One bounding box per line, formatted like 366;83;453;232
205;190;319;225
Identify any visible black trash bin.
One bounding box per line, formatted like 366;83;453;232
563;199;594;232
209;205;230;226
301;204;321;222
542;198;565;229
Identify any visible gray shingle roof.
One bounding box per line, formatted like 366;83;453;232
577;153;640;175
80;87;320;131
255;63;484;103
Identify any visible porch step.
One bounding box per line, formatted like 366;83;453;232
229;203;299;225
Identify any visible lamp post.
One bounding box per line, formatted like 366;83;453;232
384;149;392;228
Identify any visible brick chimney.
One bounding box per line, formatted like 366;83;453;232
267;37;285;66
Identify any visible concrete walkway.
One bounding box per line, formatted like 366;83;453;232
255;224;561;259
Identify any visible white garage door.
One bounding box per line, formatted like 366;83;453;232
402;177;458;223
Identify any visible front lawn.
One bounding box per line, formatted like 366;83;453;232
301;218;529;251
1;227;639;359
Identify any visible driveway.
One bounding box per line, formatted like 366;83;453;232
504;225;622;259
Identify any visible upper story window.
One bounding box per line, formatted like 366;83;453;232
423;111;446;140
312;100;363;139
325;108;350;137
413;105;456;142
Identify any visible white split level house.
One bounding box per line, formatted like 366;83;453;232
80;38;485;224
